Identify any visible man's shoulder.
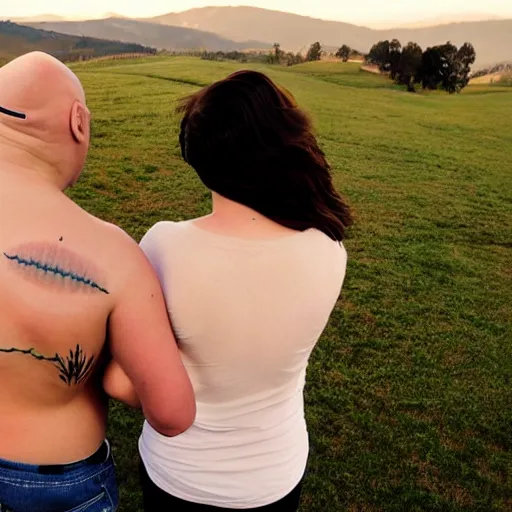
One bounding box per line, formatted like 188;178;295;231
86;220;158;292
86;216;137;251
63;199;136;248
77;214;152;280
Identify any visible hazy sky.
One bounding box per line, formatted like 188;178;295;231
3;0;512;25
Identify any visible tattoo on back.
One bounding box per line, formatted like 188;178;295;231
0;344;95;385
3;243;109;294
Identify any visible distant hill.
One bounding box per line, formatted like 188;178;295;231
0;21;156;63
384;12;505;29
12;7;512;68
148;7;372;54
146;6;512;68
3;13;126;23
27;18;268;52
8;14;66;23
103;13;128;20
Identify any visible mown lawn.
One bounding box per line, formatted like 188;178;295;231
70;57;512;512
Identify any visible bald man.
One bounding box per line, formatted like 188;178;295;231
0;52;195;512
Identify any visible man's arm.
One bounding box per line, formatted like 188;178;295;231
106;236;195;437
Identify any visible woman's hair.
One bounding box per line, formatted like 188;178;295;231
178;70;352;241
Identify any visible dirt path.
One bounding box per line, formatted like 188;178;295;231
360;64;381;74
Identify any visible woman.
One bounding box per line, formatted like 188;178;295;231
117;70;351;510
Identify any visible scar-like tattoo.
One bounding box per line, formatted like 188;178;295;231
0;105;26;120
0;344;95;385
3;243;109;294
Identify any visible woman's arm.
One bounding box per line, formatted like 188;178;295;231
103;359;141;408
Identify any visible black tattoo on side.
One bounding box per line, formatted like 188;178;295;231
0;344;95;385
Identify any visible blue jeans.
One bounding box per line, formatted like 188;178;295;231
0;440;118;512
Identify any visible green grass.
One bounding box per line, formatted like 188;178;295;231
70;57;512;512
284;61;401;90
498;74;512;87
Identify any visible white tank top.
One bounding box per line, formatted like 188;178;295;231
138;221;347;508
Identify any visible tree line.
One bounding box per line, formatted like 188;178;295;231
201;50;265;63
472;62;512;78
199;47;302;65
264;39;476;95
334;44;364;62
471;62;512;86
178;38;476;95
367;39;476;93
267;43;305;66
267;42;364;66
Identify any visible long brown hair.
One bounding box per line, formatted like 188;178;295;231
178;70;352;241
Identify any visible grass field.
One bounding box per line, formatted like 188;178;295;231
69;57;512;512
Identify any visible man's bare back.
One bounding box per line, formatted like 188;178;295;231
0;51;194;482
1;170;131;463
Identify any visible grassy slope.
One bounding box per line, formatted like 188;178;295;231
70;58;512;512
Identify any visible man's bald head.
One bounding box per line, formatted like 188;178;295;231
0;52;90;188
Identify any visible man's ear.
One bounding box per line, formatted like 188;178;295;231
70;100;90;143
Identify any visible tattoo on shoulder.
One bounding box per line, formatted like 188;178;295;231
0;344;95;385
3;243;109;295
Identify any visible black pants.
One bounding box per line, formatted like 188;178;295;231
140;461;303;512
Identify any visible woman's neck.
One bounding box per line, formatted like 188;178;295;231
193;192;296;239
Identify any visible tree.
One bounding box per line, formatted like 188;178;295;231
438;42;459;93
369;38;476;94
267;43;283;64
336;44;351;62
456;42;476;91
419;41;474;94
367;39;401;76
273;43;283;64
306;42;322;62
396;42;423;92
419;45;443;90
388;39;402;79
367;40;390;72
283;52;304;66
350;49;364;61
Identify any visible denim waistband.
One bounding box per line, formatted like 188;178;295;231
0;440;110;475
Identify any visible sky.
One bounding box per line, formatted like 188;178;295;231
2;0;512;26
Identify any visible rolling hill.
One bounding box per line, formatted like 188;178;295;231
8;14;66;23
148;7;372;53
386;12;505;29
13;7;512;68
5;13;131;23
0;21;155;63
27;18;268;52
147;6;512;68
